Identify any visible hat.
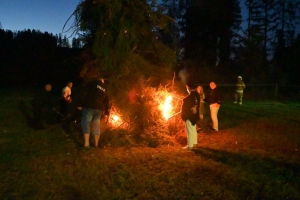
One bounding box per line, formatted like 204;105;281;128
237;76;242;80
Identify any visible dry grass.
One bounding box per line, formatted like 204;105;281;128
0;94;299;200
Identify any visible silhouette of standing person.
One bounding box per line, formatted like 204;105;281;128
204;82;222;132
234;76;245;105
181;82;200;150
59;81;73;120
32;84;53;129
77;77;109;149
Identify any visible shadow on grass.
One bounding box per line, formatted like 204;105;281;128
194;147;300;181
17;100;36;129
60;185;85;200
220;101;300;129
17;99;85;150
189;147;300;199
219;103;268;130
17;99;59;130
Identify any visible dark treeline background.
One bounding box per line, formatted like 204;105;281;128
0;29;83;90
160;0;300;85
1;0;300;92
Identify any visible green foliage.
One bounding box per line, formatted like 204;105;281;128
72;0;179;145
74;0;176;72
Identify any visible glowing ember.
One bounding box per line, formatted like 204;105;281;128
162;96;173;120
112;115;120;122
109;114;121;126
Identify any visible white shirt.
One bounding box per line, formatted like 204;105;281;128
62;86;71;100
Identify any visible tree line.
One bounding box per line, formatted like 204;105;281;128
0;29;83;88
1;0;300;89
159;0;300;85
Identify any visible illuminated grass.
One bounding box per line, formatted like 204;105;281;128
0;95;299;199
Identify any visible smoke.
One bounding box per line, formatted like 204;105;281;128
178;68;189;85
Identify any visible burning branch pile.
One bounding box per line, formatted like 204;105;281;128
103;76;185;147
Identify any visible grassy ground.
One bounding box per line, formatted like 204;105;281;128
0;92;299;200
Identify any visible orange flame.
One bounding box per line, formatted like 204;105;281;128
162;95;173;120
108;114;122;127
111;114;120;123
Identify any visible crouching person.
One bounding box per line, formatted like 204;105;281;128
77;77;109;149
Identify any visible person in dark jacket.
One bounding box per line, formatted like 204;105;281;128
77;77;109;148
204;82;222;131
31;84;54;129
59;81;73;121
181;82;200;150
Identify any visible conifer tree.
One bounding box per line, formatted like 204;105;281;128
271;0;300;47
72;0;177;77
178;0;242;68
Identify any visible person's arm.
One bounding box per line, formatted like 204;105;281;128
191;92;200;114
103;95;110;115
217;88;222;104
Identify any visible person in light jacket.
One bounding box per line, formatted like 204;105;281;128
234;76;245;105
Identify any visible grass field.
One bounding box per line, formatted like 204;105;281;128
0;91;299;200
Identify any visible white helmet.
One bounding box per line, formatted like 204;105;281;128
237;76;242;80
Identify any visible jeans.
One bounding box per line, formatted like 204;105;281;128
81;108;102;135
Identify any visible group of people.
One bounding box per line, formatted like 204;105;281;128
32;76;110;149
32;75;245;151
180;76;246;150
59;78;110;149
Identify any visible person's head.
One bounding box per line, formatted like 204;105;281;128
209;82;216;89
97;72;109;84
67;82;73;88
237;76;242;80
97;76;105;84
44;84;52;92
186;81;196;93
196;85;203;94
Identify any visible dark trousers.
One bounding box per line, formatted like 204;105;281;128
59;98;70;119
